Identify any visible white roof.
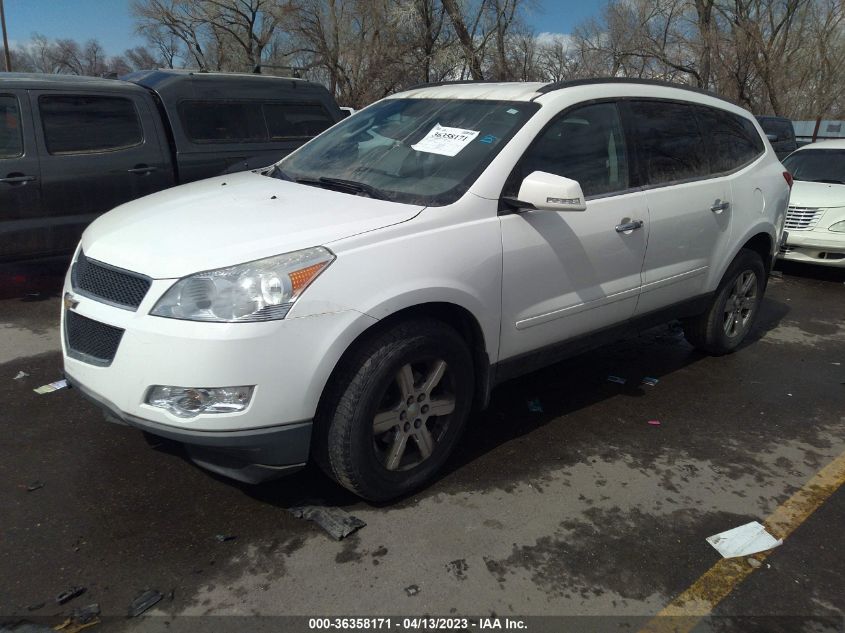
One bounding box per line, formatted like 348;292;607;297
393;82;547;102
794;139;845;151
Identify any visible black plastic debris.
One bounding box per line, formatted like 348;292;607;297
71;603;100;625
128;589;163;617
404;584;420;596
26;481;44;492
26;603;45;612
56;586;85;605
289;505;366;540
214;534;237;542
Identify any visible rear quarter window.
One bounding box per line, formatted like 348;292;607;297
39;94;143;155
264;103;334;139
696;107;764;173
0;95;23;158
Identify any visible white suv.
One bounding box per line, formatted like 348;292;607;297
62;79;790;501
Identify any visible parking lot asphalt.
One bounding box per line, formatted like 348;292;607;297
1;260;843;631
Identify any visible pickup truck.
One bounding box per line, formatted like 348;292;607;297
0;70;344;262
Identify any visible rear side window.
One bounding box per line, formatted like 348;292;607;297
507;102;629;198
264;103;334;139
696;107;764;173
179;100;335;143
39;95;143;155
627;100;708;186
0;95;23;158
179;101;266;143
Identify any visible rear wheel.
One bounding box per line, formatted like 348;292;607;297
682;249;766;354
316;319;474;501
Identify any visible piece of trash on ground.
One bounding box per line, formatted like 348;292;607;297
747;557;762;569
706;521;782;558
14;371;29;380
404;584;420;596
607;375;626;384
26;602;45;612
641;377;659;387
26;481;45;492
34;379;67;395
289;505;366;540
526;398;543;413
647;420;661;426
128;589;163;617
55;586;85;605
215;534;237;542
54;603;101;633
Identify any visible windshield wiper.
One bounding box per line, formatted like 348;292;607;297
294;176;388;200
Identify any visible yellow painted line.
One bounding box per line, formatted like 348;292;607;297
639;448;845;633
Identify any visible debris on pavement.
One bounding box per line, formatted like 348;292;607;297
747;557;762;569
55;586;85;605
55;603;102;633
25;481;45;492
289;505;366;540
33;379;67;395
526;398;543;413
128;589;163;617
607;375;626;384
14;371;29;380
404;584;420;596
26;602;45;612
706;521;782;558
641;377;659;387
214;534;237;542
647;420;661;426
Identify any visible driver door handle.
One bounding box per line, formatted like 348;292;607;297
1;174;36;184
615;220;644;233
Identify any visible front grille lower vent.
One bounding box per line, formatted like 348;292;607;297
65;311;124;366
72;252;151;310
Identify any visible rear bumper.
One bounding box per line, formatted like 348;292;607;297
66;373;311;484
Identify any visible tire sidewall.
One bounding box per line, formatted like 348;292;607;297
709;251;766;351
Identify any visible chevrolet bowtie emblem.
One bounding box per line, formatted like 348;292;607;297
63;292;79;311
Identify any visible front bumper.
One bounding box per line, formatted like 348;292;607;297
67;373;311;483
779;231;845;267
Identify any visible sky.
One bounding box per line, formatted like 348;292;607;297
2;0;598;55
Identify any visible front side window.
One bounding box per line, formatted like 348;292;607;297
696;107;764;174
783;149;845;185
39;95;143;155
275;98;539;206
505;102;629;198
628;100;708;186
0;95;23;159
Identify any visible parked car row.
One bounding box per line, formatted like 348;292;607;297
60;78;790;500
0;70;344;263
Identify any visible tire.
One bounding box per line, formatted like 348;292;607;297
682;249;766;355
315;318;474;501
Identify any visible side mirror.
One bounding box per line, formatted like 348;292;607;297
512;171;587;212
766;133;779;142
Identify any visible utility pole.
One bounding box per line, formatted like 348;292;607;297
0;0;11;72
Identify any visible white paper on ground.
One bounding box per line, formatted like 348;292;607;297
706;521;782;558
33;379;67;395
412;124;480;156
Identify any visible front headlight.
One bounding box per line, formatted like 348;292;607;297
829;220;845;233
150;246;334;322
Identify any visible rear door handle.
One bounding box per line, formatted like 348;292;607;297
127;165;158;175
711;200;730;213
1;174;37;184
615;219;644;233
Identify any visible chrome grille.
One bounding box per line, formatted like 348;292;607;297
72;252;151;310
65;311;124;366
784;207;823;231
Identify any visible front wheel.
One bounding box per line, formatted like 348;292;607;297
682;249;766;355
316;318;474;501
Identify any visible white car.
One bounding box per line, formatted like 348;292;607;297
780;139;845;266
62;79;789;501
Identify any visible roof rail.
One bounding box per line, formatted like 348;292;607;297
402;79;509;92
537;77;731;103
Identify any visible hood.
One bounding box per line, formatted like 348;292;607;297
81;171;423;278
789;180;845;209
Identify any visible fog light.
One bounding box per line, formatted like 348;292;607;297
146;385;254;418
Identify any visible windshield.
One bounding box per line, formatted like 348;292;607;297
274;98;540;206
783;149;845;184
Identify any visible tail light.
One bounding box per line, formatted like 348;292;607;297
783;171;793;189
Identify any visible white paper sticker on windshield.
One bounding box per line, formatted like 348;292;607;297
412;124;480;157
